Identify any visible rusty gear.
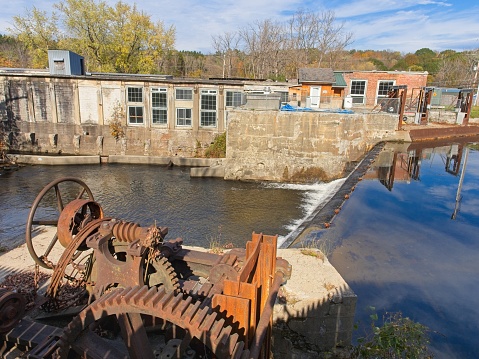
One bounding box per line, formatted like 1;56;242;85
145;255;180;294
54;285;249;359
0;289;26;333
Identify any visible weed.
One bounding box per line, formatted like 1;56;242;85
108;102;126;141
205;132;226;158
0;245;7;253
300;238;333;259
207;225;233;254
351;309;433;358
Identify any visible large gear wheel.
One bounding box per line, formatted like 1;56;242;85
145;255;180;294
54;285;249;359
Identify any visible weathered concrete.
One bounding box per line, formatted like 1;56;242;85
9;154;100;165
224;110;399;182
274;248;357;355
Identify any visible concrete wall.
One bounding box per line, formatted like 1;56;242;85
1;74;230;157
224;110;399;182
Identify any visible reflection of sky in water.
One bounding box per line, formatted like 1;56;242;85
328;145;479;359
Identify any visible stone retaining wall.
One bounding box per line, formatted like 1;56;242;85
224;110;399;182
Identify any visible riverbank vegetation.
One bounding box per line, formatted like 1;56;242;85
1;0;478;89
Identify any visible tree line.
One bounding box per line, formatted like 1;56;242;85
0;0;478;88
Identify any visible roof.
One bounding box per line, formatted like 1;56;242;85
333;72;347;88
298;68;335;84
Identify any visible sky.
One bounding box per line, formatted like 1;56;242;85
1;0;478;54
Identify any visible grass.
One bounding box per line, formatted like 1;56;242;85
300;238;333;260
207;225;233;254
471;106;479;119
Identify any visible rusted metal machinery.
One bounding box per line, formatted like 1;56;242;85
1;177;291;358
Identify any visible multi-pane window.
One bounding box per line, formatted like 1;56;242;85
226;91;243;107
377;81;395;98
176;108;192;126
350;80;367;104
127;87;144;124
128;106;143;124
152;88;167;125
176;88;193;100
200;89;217;127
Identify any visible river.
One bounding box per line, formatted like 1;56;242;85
1;140;478;358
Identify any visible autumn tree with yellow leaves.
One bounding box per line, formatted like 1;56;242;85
8;0;175;74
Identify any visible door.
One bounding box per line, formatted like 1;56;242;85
310;86;321;108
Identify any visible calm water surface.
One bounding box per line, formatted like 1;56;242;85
1;141;478;358
0;163;339;249
325;142;479;359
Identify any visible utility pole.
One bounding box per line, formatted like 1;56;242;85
474;62;479;106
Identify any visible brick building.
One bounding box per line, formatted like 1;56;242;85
340;70;428;108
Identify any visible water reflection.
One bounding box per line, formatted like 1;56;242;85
327;140;479;359
0;164;336;250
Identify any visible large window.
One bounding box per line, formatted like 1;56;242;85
127;87;144;124
152;88;167;125
176;88;193;100
176;108;192;126
377;81;395;99
200;89;217;127
226;91;243;107
350;80;366;104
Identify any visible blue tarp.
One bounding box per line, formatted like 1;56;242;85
280;103;354;114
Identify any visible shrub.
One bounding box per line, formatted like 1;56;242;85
351;310;433;359
205;132;226;158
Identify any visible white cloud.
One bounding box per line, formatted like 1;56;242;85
0;0;477;54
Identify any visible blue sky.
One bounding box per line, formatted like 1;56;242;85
1;0;478;54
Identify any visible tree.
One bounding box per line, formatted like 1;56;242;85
212;31;240;78
55;0;175;73
9;7;60;68
8;0;175;73
239;19;287;79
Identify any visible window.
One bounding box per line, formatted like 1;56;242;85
127;87;144;124
128;87;143;102
377;81;395;99
176;108;192;126
53;59;65;71
152;88;167;125
176;88;193;100
128;106;143;124
226;91;243;107
350;80;366;104
278;91;289;104
200;89;217;127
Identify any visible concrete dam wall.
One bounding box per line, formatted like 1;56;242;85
224;110;399;182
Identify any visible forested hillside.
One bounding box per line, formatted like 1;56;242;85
1;0;478;88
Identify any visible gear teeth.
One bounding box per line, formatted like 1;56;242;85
182;300;201;322
123;286;142;303
165;293;183;313
199;312;218;332
210;318;226;341
240;348;251;359
157;290;175;309
131;285;149;304
191;306;209;327
216;325;233;347
172;295;192;317
141;286;159;305
231;336;245;359
149;287;167;307
229;333;249;359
